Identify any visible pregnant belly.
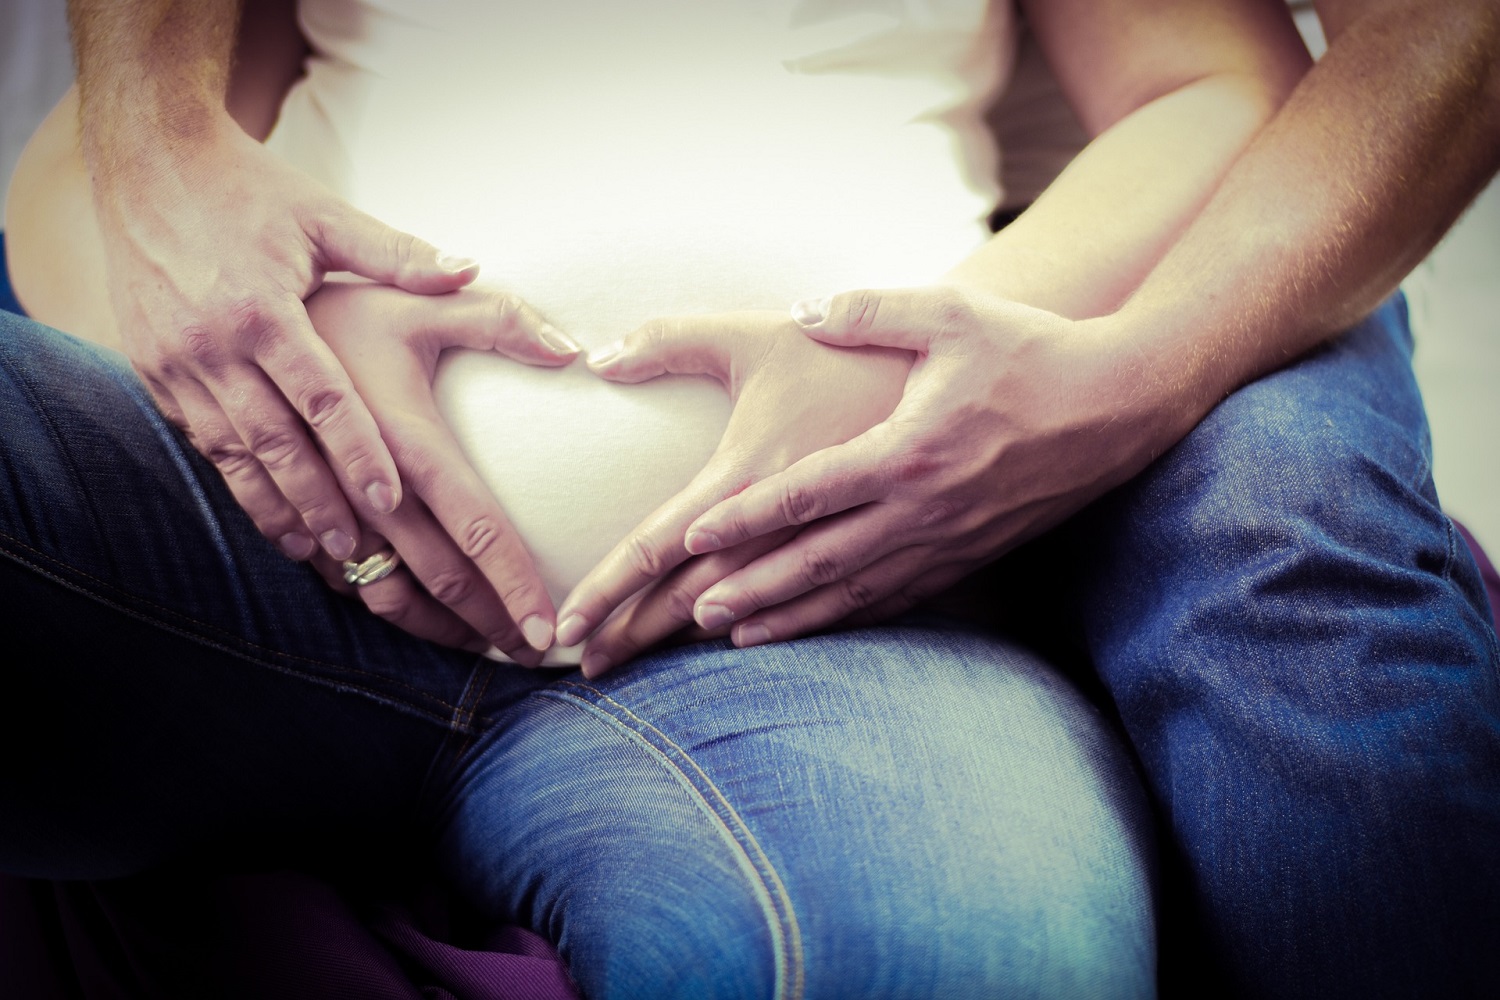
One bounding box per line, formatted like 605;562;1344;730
434;349;731;661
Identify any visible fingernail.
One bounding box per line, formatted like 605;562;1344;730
321;529;356;561
540;324;580;355
586;341;625;368
734;623;773;647
437;252;479;273
581;652;610;679
520;614;554;652
790;296;832;327
365;480;398;514
684;529;723;555
479;645;509;662
278;532;318;560
695;603;736;630
555;613;589;647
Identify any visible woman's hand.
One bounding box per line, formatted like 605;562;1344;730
302;281;580;662
554;310;912;676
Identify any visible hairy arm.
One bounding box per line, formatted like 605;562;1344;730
1107;0;1500;449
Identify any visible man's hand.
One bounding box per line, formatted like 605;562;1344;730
578;285;1171;653
95;119;479;563
305;282;581;662
68;0;477;565
554;310;911;676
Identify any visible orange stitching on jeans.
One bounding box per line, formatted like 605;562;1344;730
547;680;806;1000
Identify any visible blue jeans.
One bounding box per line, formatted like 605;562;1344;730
0;310;1157;997
1055;294;1500;997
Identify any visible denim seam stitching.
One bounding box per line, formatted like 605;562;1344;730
0;538;462;726
546;681;806;1000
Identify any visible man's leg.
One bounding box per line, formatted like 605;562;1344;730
1069;295;1500;997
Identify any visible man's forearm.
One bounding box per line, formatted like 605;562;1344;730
1116;0;1500;436
68;0;241;176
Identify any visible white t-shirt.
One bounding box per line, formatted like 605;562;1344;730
266;0;1016;660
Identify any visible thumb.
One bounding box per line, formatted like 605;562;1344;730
790;287;965;353
586;314;736;386
315;202;479;294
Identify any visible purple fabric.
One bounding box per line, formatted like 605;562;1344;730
1456;520;1500;632
0;871;579;999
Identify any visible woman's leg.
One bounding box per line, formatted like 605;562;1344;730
0;312;551;877
430;624;1159;1000
1068;294;1500;997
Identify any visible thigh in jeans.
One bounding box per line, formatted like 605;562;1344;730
1071;294;1500;997
0;312;551;877
430;624;1159;1000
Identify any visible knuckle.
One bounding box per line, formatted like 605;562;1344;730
204;438;258;477
777;479;826;526
177;324;223;367
387;229;418;269
840;290;879;334
425;567;477;607
243;423;303;472
457;515;503;561
799;547;846;588
227;296;283;347
300;384;349;430
915;498;960;530
659;585;699;624
837;575;878;613
625;533;671;580
933;289;977;333
888;447;938;486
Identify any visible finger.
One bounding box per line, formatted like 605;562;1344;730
187;366;362;560
245;297;405;520
413;286;580;366
585;313;747;385
386;409;556;654
171;377;343;560
554;462;742;649
730;553;969;649
313;201;480;294
355;562;487;650
370;493;544;665
691;505;906;627
684;424;904;555
141;376;306;551
579;530;792;679
790;286;978;352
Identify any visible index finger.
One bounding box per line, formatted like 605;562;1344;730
555;463;739;648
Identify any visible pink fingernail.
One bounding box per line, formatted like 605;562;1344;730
555;613;589;647
685;529;723;555
790;296;831;327
278;532;317;560
734;623;773;647
321;529;356;561
437;252;479;273
695;603;736;630
365;481;397;514
586;342;624;368
520;614;554;652
541;325;580;355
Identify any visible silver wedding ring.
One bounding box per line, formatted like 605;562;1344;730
342;548;403;587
